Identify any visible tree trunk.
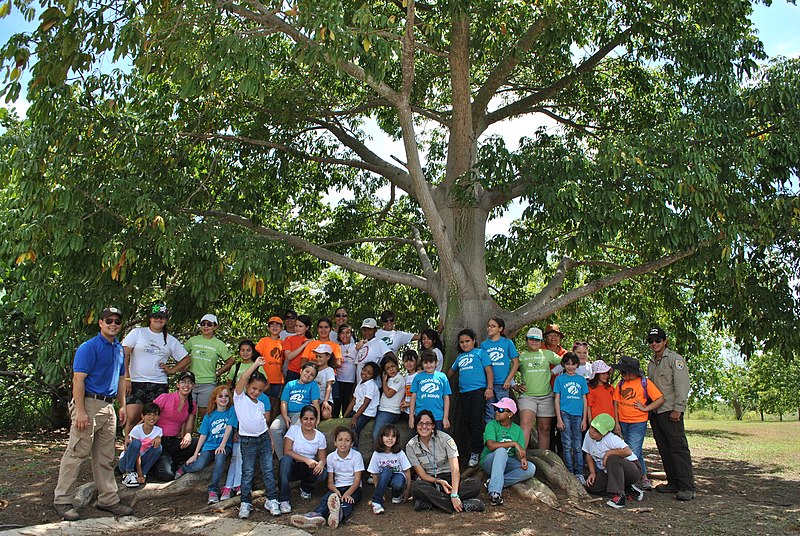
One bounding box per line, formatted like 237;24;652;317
733;399;743;420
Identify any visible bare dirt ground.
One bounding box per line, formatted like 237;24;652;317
0;430;797;535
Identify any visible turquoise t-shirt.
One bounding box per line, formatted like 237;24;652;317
411;371;452;421
554;373;589;416
480;337;519;384
198;407;238;451
451;349;492;392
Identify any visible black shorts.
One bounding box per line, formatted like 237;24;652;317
126;381;168;405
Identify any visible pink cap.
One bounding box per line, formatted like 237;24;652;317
492;397;517;414
590;359;612;379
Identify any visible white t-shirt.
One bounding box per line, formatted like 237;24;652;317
315;367;336;403
326;448;365;488
233;390;268;437
285;424;327;458
356;338;391;378
582;431;638;472
353;380;380;417
378;374;405;414
368;450;412;474
123;327;188;384
128;423;163;452
376;329;415;353
431;348;444;372
337;341;358;383
279;330;293;340
404;372;417;406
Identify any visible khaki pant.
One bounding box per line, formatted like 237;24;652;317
53;397;121;507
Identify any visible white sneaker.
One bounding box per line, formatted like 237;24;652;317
372;501;385;514
576;474;587;486
327;494;342;528
239;502;252;519
391;496;404;504
468;452;480;467
279;500;292;514
122;472;139;488
266;498;281;516
300;490;312;500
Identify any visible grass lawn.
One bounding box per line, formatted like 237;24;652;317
675;419;800;480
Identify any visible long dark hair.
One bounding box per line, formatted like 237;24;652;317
419;328;443;353
296;314;313;339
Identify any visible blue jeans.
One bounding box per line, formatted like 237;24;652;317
180;445;232;494
224;441;241;489
620;421;648;476
485;384;510;423
240;433;277;503
481;448;536;495
351;414;374;447
279;455;328;502
118;439;162;475
372;410;401;441
316;486;362;520
371;467;407;505
559;411;584;475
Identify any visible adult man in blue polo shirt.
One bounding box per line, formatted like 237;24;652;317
53;307;134;520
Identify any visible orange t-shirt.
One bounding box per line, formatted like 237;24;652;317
302;340;343;368
255;337;284;385
587;383;617;421
616;377;663;423
283;334;310;373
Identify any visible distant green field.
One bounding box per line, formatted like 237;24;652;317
668;420;800;480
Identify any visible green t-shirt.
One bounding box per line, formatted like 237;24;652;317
185;335;230;384
518;349;561;397
480;419;525;463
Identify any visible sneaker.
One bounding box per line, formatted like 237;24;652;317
468;452;480;467
483;478;490;491
239;502;252;519
97;502;134;516
628;484;644;502
290;512;325;529
266;498;281;516
122;472;139;488
54;503;80;521
220;487;232;501
233;486;241;496
413;499;433;511
676;489;696;501
462;498;485;512
367;476;374;485
372;501;385;514
279;500;292;514
174;468;185;479
655;482;678;494
328;494;343;528
606;494;626;509
391;495;404;504
639;476;653;490
300;490;312;500
489;492;504;506
208;491;219;504
575;474;587;486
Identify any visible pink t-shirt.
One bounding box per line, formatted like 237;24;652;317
154;392;196;437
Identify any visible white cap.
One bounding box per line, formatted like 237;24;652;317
313;344;333;354
361;318;378;329
200;313;218;325
526;327;543;340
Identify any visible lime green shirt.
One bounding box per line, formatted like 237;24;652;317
480;419;525;463
185;335;230;384
518;349;561;397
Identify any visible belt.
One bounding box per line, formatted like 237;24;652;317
85;393;116;404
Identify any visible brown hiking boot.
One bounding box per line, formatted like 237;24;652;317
54;503;80;521
97;502;134;516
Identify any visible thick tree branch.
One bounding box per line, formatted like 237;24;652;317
485;175;530;208
307;236;433;250
402;0;415;97
508;245;701;331
472;16;550;124
483;26;635;130
188;209;431;292
409;224;438;284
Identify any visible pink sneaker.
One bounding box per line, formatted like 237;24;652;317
233;486;241;496
220;487;232;501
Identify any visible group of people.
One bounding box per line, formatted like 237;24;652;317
53;302;695;524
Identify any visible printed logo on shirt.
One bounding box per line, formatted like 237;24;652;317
619;386;637;401
487;348;504;363
420;381;439;394
289;392;306;404
458;356;475;371
211;419;227;436
675;359;686;371
566;383;581;396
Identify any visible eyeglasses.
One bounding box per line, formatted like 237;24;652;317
178;379;194;385
417;421;434;428
335;313;348;318
200;321;214;327
104;318;123;325
647;338;664;344
495;408;511;413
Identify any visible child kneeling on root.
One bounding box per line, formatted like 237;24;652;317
582;413;644;509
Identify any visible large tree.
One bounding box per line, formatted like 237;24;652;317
1;0;798;367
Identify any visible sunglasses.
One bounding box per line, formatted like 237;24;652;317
218;394;230;398
573;341;589;347
284;316;297;320
335;313;348;318
647;338;664;344
495;408;511;413
200;321;215;327
104;318;123;325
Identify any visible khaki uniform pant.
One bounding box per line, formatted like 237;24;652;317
53;397;120;507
